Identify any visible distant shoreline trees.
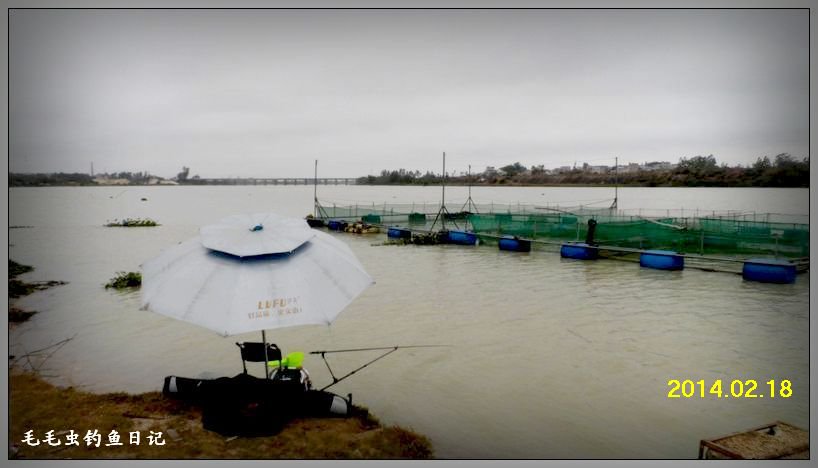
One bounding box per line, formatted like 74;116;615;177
356;154;809;188
9;170;177;187
8;154;809;187
9;172;96;186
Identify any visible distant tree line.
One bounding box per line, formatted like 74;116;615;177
358;169;443;185
357;153;809;187
9;170;160;186
9;172;95;186
9;154;809;187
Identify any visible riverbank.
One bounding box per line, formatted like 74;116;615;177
8;259;433;459
8;260;66;327
9;370;433;459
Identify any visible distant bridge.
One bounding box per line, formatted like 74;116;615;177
194;177;358;186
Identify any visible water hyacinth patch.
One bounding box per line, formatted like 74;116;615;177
105;218;160;227
105;272;142;289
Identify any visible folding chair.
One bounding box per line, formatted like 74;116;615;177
235;342;282;378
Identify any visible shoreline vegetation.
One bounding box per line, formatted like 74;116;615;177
8;153;809;188
10;370;433;459
8;260;66;325
357;154;808;187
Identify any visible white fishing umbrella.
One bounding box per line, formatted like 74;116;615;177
140;212;374;375
199;213;315;258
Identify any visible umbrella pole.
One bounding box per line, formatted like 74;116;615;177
262;330;270;379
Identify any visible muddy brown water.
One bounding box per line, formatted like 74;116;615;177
9;186;808;458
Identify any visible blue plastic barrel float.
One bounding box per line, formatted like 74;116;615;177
387;227;412;239
560;242;598;260
327;220;348;231
447;230;478;245
498;235;531;252
639;250;684;270
742;258;796;284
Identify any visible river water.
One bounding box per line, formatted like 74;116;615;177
8;186;809;458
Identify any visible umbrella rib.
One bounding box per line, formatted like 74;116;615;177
303;249;365;324
179;257;230;330
142;239;201;308
315;233;375;284
320;239;375;286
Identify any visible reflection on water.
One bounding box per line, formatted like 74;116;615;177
9;186;809;459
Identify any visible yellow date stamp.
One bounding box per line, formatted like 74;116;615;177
667;379;793;399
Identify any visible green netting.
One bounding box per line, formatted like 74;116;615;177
467;213;809;258
314;199;808;258
408;212;427;223
314;200;616;221
697;218;809;257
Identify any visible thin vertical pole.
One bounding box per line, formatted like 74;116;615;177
442;152;446;230
613;156;618;209
314;160;318;216
262;330;270;379
442;152;446;208
467;164;471;230
468;164;472;204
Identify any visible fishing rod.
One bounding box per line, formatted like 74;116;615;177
309;345;450;391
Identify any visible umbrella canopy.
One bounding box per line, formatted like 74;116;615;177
140;213;374;337
200;212;315;257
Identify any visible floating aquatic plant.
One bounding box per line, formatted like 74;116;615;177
105;218;159;227
105;271;142;289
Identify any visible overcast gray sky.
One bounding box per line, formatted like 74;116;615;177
9;9;808;178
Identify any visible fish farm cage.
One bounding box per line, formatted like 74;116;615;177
312;199;809;278
467;212;808;258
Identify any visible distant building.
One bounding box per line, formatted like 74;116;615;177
643;161;674;171
149;177;178;185
93;176;130;185
617;163;641;173
553;166;572;174
92;175;177;185
580;162;609;173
